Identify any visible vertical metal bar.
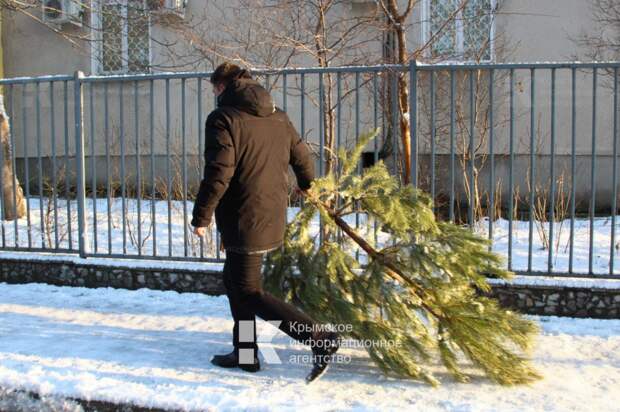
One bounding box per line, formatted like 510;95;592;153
104;82;112;254
150;79;157;257
197;77;204;258
508;69;515;271
50;82;59;249
90;82;97;253
120;81;127;255
373;73;379;246
410;60;418;186
214;90;221;260
355;72;360;152
319;73;325;177
356;71;361;261
569;67;576;273
8;85;19;246
282;73;290;227
336;72;342;244
318;73;325;246
22;84;32;248
373;74;379;164
612;67;618;275
336;72;342;155
63;81;72;249
528;68;536;273
300;74;306;141
430;70;436;204
469;70;475;227
166;78;172;256
182;78;188;257
135;80;142;256
489;69;495;249
589;68;597;275
282;74;288;112
74;71;87;257
36;81;45;247
391;72;398;179
0;95;5;246
450;69;456;222
548;68;556;272
299;73;305;212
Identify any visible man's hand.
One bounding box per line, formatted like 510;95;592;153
295;187;308;197
192;216;212;237
193;226;208;237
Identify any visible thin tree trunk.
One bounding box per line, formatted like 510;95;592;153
1;96;26;221
395;27;412;185
382;0;414;185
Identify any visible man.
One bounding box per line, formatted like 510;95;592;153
191;62;340;383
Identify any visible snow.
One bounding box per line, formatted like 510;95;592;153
0;250;225;273
480;216;618;275
2;197;620;290
0;387;82;412
0;198;618;274
487;275;620;290
0;282;618;411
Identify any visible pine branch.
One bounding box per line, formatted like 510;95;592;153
305;191;443;320
264;128;541;386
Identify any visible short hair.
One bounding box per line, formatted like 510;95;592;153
210;62;252;86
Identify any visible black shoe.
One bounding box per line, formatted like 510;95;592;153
305;331;340;384
211;349;261;372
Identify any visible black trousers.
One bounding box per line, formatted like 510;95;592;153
222;250;318;357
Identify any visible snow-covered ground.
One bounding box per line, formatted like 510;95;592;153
0;197;618;275
0;282;618;412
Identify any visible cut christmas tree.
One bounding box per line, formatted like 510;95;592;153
263;128;541;386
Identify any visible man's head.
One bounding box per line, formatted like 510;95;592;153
210;62;252;97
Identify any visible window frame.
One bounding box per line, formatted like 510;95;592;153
90;0;152;74
421;0;497;63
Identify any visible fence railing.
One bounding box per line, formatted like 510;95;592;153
1;61;619;278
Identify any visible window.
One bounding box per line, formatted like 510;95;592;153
423;0;495;61
93;0;151;73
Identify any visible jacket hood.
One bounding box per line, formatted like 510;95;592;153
218;78;275;117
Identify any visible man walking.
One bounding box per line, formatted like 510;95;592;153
191;62;340;383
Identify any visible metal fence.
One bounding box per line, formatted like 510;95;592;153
1;61;619;278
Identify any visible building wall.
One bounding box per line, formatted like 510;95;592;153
2;1;598;74
1;1;617;211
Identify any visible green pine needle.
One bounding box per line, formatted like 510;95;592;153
264;128;542;386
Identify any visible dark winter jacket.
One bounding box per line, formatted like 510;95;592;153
191;77;315;253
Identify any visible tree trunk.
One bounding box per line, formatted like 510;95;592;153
1;96;26;221
381;0;414;185
395;27;412;185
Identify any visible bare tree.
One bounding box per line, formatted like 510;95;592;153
377;0;478;185
573;0;620;61
1;0;90;46
159;1;383;176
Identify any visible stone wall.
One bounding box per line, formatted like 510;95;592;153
490;283;620;319
0;255;225;296
1;254;619;319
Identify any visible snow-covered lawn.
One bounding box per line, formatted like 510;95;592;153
0;282;618;411
0;197;619;275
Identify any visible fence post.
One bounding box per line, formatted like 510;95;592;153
74;70;88;258
409;59;417;187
